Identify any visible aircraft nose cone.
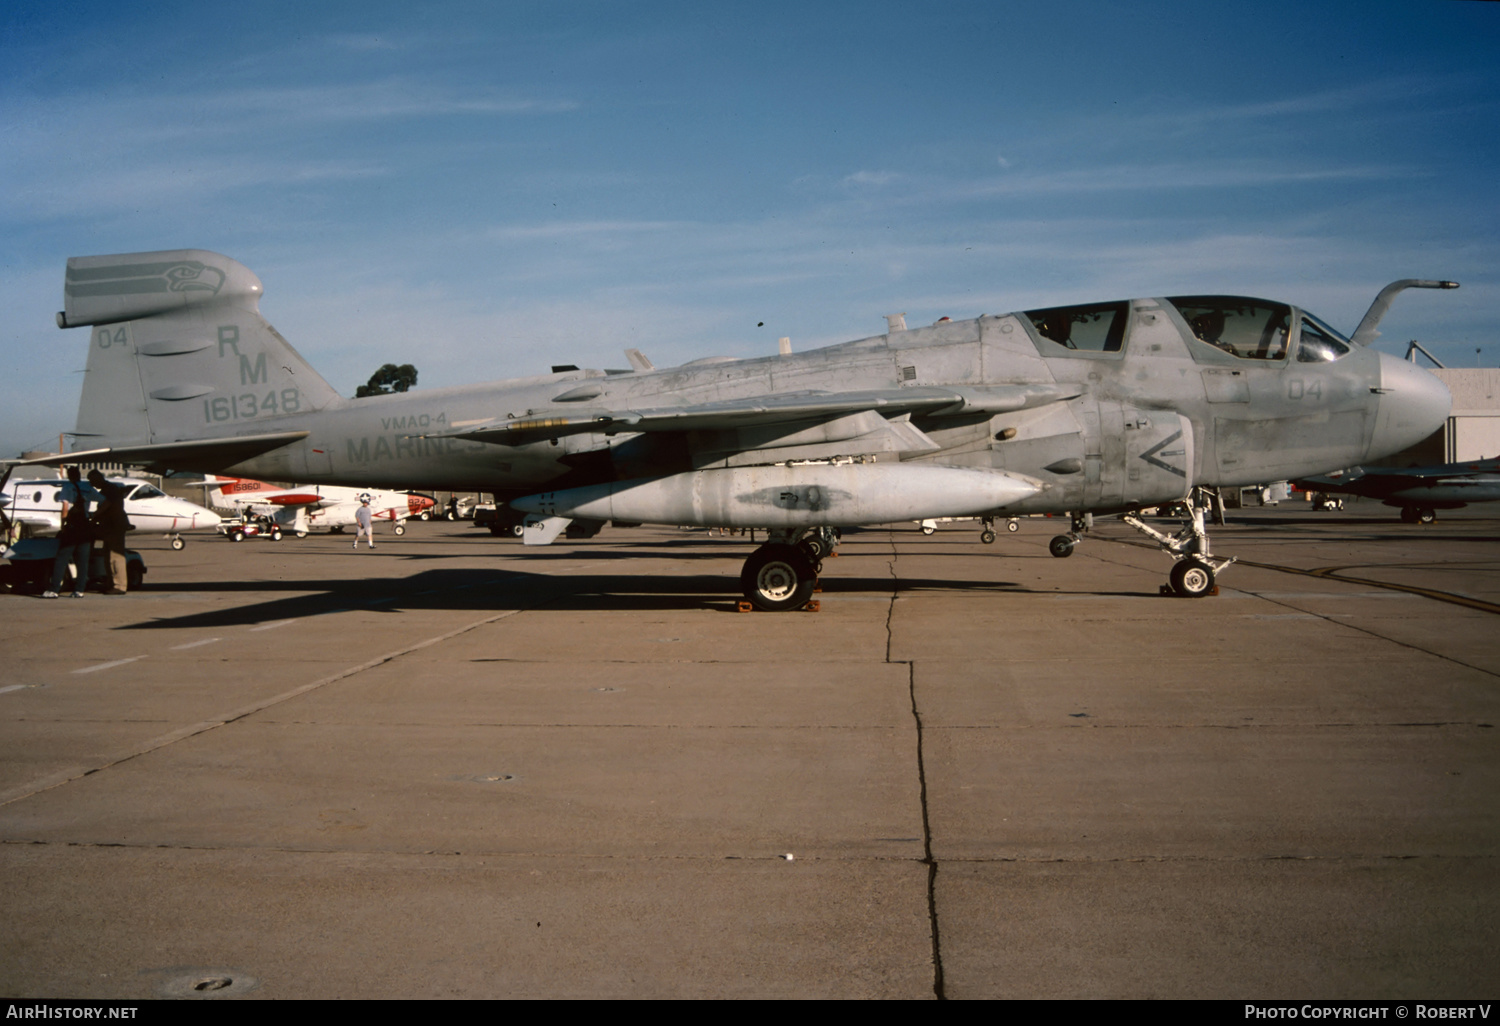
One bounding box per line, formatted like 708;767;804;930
1369;352;1450;461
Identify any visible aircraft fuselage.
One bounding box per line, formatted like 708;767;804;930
209;305;1442;517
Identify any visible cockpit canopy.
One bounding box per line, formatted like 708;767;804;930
1167;296;1290;360
1292;311;1354;363
1165;296;1352;363
1023;295;1354;363
1025;300;1129;352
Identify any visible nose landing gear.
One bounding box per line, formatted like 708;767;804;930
1120;489;1234;597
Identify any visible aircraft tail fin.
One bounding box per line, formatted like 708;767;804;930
62;250;343;449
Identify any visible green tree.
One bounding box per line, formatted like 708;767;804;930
355;363;418;398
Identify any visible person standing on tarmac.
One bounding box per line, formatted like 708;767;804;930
353;494;375;550
42;466;101;599
87;469;130;594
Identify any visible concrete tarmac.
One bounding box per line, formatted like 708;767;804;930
1;508;1496;999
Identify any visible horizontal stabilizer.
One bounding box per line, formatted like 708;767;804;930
21;431;308;474
59;250;265;328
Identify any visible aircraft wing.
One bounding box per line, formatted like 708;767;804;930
1295;460;1500;500
430;384;1080;445
18;431;309;474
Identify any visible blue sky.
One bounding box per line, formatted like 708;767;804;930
2;0;1497;455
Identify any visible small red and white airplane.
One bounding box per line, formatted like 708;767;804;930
202;476;435;537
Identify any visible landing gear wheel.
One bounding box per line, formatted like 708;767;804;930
394;524;406;536
512;523;524;537
1048;535;1075;558
1417;508;1436;525
295;530;308;539
740;544;816;612
1169;558;1215;598
1006;519;1020;533
799;531;833;562
1399;507;1417;523
419;511;431;521
170;536;185;551
920;523;936;536
980;529;996;544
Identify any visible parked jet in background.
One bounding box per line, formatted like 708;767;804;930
0;476;220;548
1295;457;1500;523
36;251;1457;608
200;476;434;536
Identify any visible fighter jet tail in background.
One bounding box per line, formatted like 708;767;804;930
38;248;1458;608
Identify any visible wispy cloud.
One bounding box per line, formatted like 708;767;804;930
328;34;402;52
842;170;901;187
486;220;688;241
0;155;387;222
954;160;1419;197
1;78;577;155
813;159;1418;213
201;81;580;121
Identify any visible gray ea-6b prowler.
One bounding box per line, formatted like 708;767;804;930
44;251;1455;609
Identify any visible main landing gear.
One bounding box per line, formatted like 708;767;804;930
740;528;838;611
1048;512;1093;558
1399;506;1437;525
1120;488;1234;598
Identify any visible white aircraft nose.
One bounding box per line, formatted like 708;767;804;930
1369;352;1451;461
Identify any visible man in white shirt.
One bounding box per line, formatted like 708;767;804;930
353;495;375;550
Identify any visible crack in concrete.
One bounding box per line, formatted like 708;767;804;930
4;838;1489;868
883;533;945;1000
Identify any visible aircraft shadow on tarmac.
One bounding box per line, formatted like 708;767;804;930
115;567;1044;630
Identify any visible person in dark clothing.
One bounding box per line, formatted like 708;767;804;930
87;470;130;594
44;466;100;598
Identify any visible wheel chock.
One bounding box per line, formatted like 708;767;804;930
801;599;821;613
737;600;754;613
1158;583;1222;598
